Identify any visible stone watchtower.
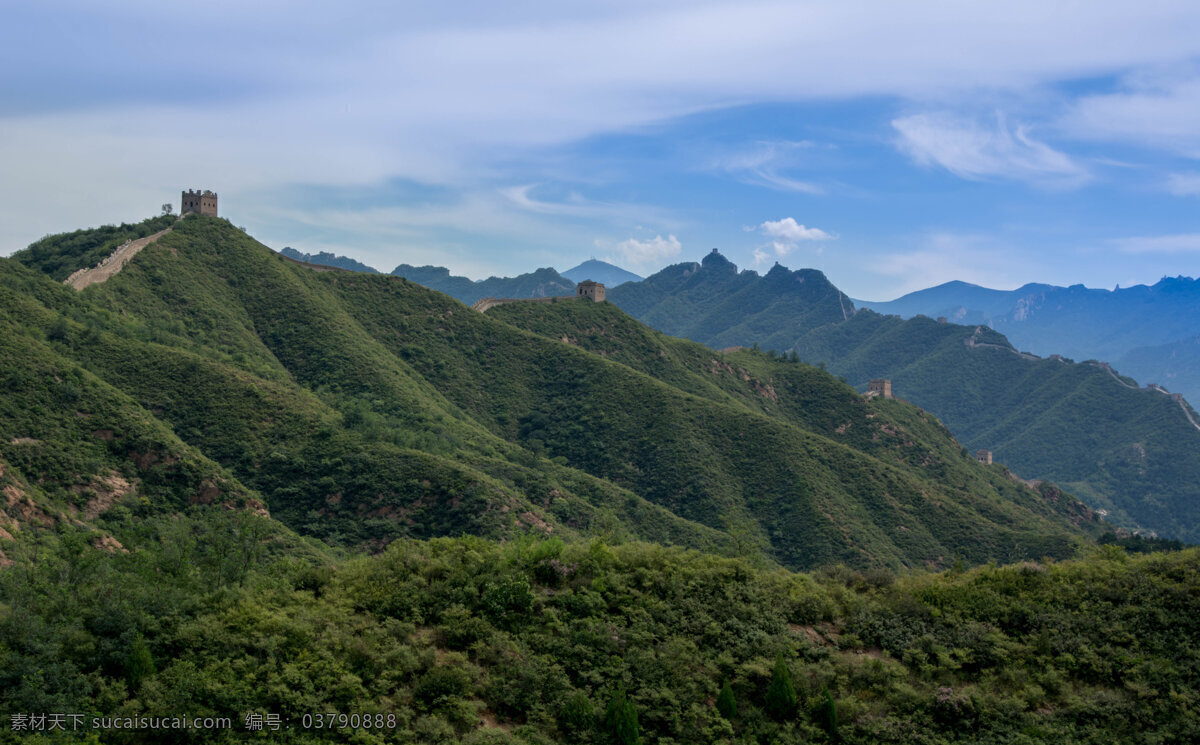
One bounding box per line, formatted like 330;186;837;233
976;450;993;465
868;379;893;399
576;280;605;302
181;189;218;217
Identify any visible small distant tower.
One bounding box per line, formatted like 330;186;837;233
868;379;893;399
576;280;605;302
181;189;218;217
976;449;993;465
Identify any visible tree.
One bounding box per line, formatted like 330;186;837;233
765;654;797;720
715;678;737;720
161;203;174;216
605;687;641;745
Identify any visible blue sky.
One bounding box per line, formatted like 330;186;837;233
3;1;1200;299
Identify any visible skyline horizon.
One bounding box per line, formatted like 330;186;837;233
5;2;1200;299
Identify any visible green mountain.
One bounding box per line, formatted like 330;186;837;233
1;215;1101;571
608;250;855;350
3;215;1198;745
280;246;381;273
857;276;1200;404
391;264;575;306
1116;334;1200;407
608;254;1200;542
562;259;642;287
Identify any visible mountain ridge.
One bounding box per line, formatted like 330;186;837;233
2;215;1104;570
606;253;1200;542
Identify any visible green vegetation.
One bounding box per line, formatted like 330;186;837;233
15;215;175;282
1;216;1197;743
607;255;1200;543
2;520;1197;744
4;216;1100;570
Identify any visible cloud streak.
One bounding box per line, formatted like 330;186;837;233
893;112;1089;187
1112;233;1200;254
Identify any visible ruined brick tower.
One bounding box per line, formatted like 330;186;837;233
181;189;218;217
576;280;606;302
868;379;893;399
976;450;993;465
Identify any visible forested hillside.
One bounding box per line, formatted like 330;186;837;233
856;276;1200;405
1;215;1196;744
2;216;1099;571
607;254;1200;542
2;523;1196;744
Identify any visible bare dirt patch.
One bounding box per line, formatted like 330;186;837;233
93;535;128;553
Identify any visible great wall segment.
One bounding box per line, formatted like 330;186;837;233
64;227;173;291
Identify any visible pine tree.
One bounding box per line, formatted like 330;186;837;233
765;654;797;720
605;687;642;745
715;678;737;720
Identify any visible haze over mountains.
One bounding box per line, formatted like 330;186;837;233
857;278;1200;405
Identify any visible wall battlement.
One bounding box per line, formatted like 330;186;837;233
181;189;218;217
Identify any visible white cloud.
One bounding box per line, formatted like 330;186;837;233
1064;68;1200;155
1166;172;1200;196
7;2;1200;258
751;217;832;265
893;112;1090;187
1112;233;1200;254
759;217;832;243
609;234;682;270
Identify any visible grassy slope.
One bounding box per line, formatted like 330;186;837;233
4;216;1100;570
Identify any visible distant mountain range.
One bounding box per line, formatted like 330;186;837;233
269;244;1200;541
856;277;1200;403
608;254;1200;543
562;259;642;287
279;250;641;306
280;247;380;273
389;264;575;306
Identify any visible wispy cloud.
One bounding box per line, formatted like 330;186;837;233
1165;172;1200;197
1112;233;1200;254
710;141;823;193
893;112;1090;187
1064;67;1200;156
499;184;679;228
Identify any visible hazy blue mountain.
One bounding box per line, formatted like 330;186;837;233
1117;335;1200;403
857;276;1200;403
562;259;642;287
855;281;1055;325
390;264;575;306
280;247;381;273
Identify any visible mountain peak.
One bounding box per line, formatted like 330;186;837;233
700;248;736;272
562;259;642;287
